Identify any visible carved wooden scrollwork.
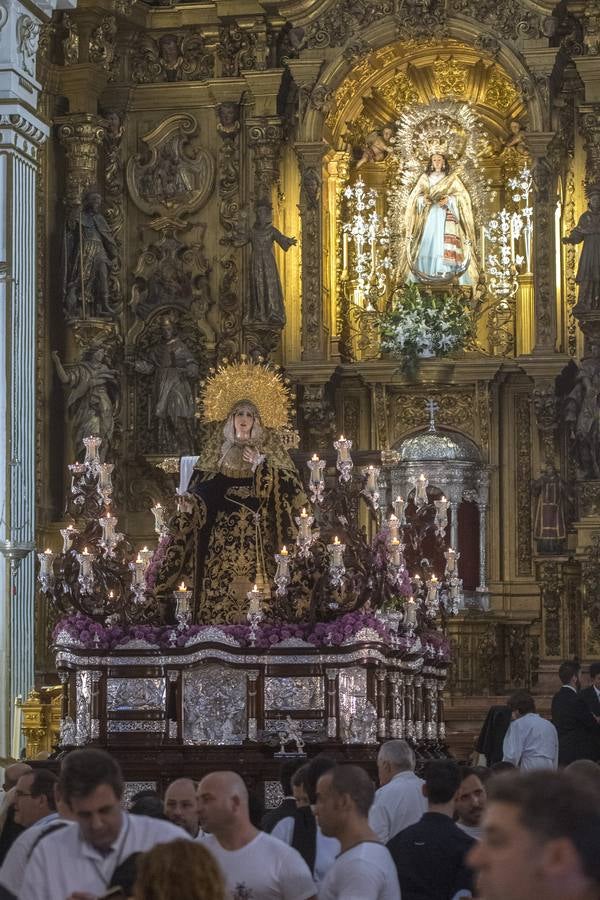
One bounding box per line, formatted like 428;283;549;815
126;114;215;231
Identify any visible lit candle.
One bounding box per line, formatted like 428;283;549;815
389;537;402;566
434;496;449;529
178;581;186;592
76;547;92;577
334;435;351;462
405;596;417;626
298;508;311;540
444;547;458;574
329;535;344;567
365;465;378;492
393;496;406;524
83;435;101;464
427;575;439;602
38;548;55;577
307;453;325;484
247;583;262;615
151;503;165;535
276;548;290;579
388;513;400;542
60;525;77;553
414;473;428;505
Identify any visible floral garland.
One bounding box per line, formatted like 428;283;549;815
53;611;451;660
378;284;472;371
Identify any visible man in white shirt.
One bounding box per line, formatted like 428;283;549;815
0;769;71;897
197;770;316;900
315;764;400;900
20;748;187;900
368;738;426;842
502;690;558;770
163;778;202;839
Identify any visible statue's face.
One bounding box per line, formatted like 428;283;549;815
590;193;600;213
430;154;445;172
233;404;255;440
87;193;101;213
256;205;272;225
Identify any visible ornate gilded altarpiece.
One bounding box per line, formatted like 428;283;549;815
29;0;600;758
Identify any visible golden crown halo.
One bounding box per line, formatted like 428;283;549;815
198;356;293;429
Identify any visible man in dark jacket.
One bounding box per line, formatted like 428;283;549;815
580;661;600;718
260;759;304;832
551;659;600;765
387;759;474;900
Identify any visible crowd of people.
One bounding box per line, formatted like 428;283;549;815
1;658;600;899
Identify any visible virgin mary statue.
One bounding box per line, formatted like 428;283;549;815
154;358;308;623
405;151;478;284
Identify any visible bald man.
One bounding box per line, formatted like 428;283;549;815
164;778;201;838
197;771;316;900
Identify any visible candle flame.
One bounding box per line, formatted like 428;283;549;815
311;453;319;461
142;546;149;552
82;547;89;555
109;590;114;599
252;584;259;593
333;536;340;544
45;548;51;554
136;554;143;564
340;434;345;441
280;545;289;555
300;507;307;517
178;581;187;592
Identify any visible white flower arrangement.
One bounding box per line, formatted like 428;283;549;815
378;284;472;370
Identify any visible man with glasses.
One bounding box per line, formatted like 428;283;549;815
0;769;66;896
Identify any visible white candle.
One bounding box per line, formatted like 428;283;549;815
415;473;428;504
329;535;344;567
275;546;290;579
388;513;400;542
299;508;310;539
427;575;439;602
390;538;401;566
393;496;406;524
365;465;378;492
405;596;417;626
248;583;262;615
444;547;458;574
335;435;351;462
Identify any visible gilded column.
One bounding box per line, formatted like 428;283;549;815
295;142;329;360
527;134;559;354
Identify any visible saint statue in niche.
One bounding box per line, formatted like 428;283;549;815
233;200;297;327
562;189;600;312
387;102;489;287
63;189;118;320
405;151;477;284
154;359;308;624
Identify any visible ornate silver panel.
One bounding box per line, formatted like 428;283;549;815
123;781;157;807
75;671;92;745
264;718;324;733
264;676;324;711
265;781;284;810
106;677;166;712
107;720;166;733
183;664;246;745
338;667;377;744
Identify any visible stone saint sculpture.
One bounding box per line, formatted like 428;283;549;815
234;200;297;327
564;353;600;479
52;345;119;461
63;189;118;320
563;190;600;311
131;314;199;453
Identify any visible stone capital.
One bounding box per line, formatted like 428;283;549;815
243;70;284;117
575;57;600;105
0;109;48;162
56;112;106;205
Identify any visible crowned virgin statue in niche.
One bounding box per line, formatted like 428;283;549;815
388;102;488;287
405;151;477;284
154;359;308;623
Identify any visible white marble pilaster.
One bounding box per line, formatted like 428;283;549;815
0;0;73;755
